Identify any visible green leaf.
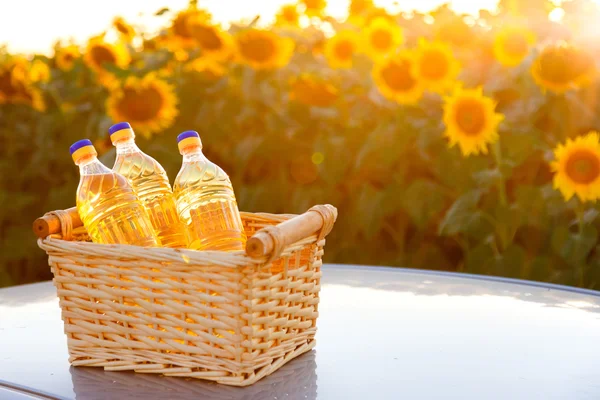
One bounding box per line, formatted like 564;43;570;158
466;243;526;279
155;7;170;16
438;190;485;236
472;168;502;189
356;184;386;239
551;225;598;265
401;180;447;229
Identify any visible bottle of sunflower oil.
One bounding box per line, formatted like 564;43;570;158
110;122;189;248
173;131;246;251
70;139;158;247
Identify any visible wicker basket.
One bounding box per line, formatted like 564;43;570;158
34;204;337;386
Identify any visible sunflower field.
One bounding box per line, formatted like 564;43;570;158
3;0;600;289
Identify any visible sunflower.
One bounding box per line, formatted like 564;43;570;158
443;87;504;156
551;132;600;202
10;59;50;84
29;60;50;83
362;17;404;61
235;29;294;70
324;30;360;69
185;56;226;80
106;73;179;138
0;59;45;111
188;19;233;61
55;45;80;71
531;43;596;93
169;7;212;48
300;0;327;17
493;26;536;67
413;38;460;93
346;0;375;25
84;36;130;85
372;51;423;105
113;17;135;41
275;4;300;27
289;74;338;107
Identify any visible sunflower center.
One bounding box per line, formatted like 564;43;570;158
304;0;322;10
90;45;117;68
283;7;298;22
380;59;416;92
455;98;486;135
565;150;600;184
334;40;354;60
63;53;75;63
371;29;392;51
117;85;164;122
173;13;193;38
420;49;449;80
503;32;528;57
538;49;572;84
239;34;276;63
194;25;223;51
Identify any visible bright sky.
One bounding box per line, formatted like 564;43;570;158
0;0;501;54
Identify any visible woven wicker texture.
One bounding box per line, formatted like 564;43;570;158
70;350;317;399
37;205;336;386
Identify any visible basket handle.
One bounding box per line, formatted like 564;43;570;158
245;204;338;262
33;204;339;260
33;207;80;239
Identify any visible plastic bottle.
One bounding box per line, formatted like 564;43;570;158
173;131;246;251
70;139;158;247
110;122;188;248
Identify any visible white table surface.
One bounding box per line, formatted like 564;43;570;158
1;264;600;399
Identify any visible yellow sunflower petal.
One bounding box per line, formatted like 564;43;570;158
84;36;130;85
235;29;294;70
55;45;80;71
413;38;460;94
275;4;300;27
493;26;536;67
105;73;179;139
372;50;423;105
362;17;404;61
551;131;600;202
443;87;504;157
300;0;327;17
531;43;596;93
188;19;234;61
324;30;360;69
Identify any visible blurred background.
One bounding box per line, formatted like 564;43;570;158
3;0;600;289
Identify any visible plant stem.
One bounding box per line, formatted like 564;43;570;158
576;202;586;288
492;141;507;207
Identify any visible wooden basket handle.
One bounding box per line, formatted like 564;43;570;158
245;204;338;262
33;204;338;261
33;207;80;239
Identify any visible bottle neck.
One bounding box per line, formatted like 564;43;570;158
77;156;112;175
182;145;206;162
114;137;141;154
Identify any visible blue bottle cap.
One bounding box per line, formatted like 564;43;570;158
69;139;94;155
177;131;200;142
108;122;132;135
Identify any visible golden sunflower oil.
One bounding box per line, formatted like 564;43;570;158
110;122;188;248
173;131;246;251
70;139;158;246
